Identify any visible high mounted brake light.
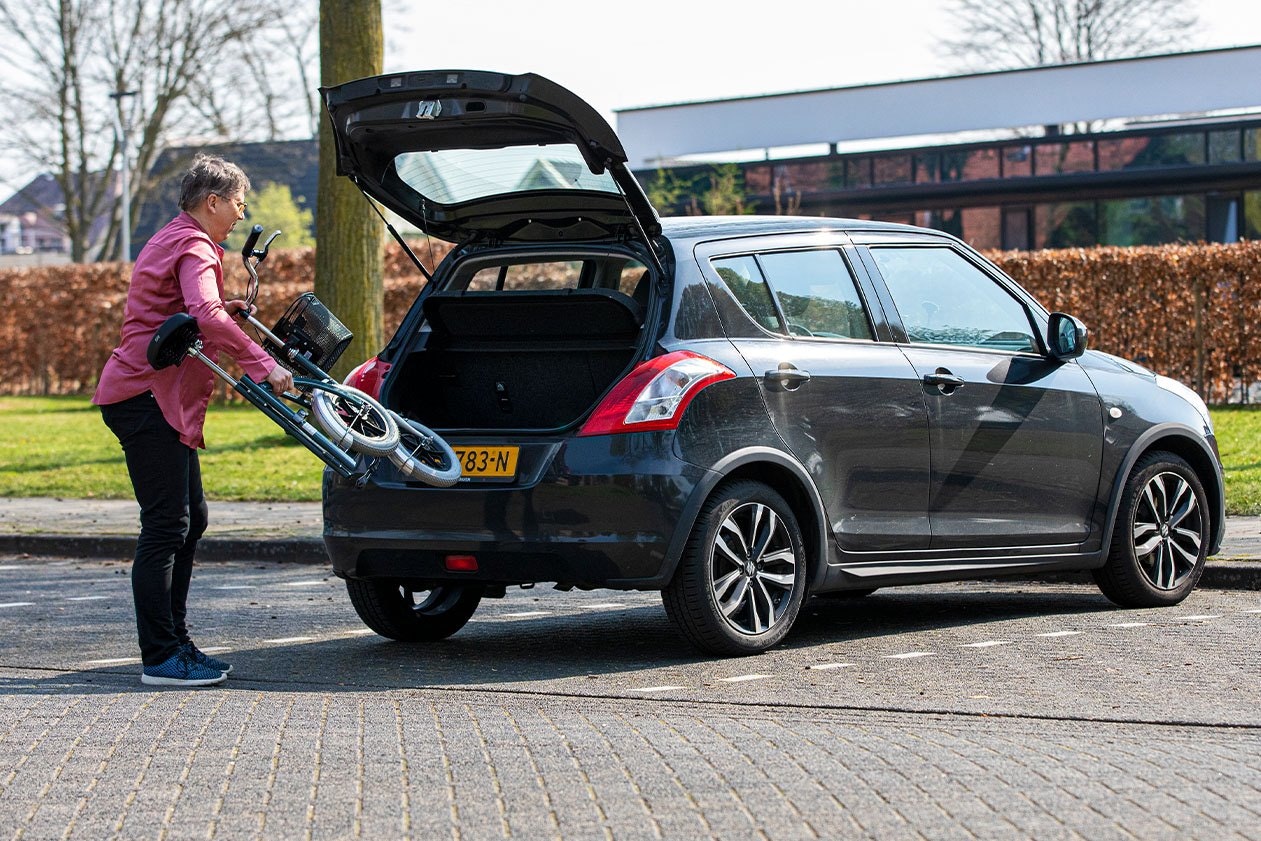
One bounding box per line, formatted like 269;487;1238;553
343;356;391;399
577;351;735;436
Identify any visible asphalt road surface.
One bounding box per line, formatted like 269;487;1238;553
1;553;1260;839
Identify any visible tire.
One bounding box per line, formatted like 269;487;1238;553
309;382;399;457
386;411;462;487
345;579;483;641
1093;451;1210;607
662;480;808;655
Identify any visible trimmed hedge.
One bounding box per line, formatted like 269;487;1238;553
1;239;1257;402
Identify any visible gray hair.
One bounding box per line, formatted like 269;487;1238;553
178;152;250;211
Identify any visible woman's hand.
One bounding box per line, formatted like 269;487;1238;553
266;364;294;394
225;299;255;320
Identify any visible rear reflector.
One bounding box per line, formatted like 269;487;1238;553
444;554;479;572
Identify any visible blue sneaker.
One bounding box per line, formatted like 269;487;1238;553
182;642;232;674
141;648;227;687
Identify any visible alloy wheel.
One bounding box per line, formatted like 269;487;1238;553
710;501;799;635
1132;470;1204;591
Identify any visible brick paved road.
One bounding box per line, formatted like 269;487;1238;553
2;554;1261;839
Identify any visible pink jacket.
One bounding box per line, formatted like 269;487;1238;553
92;212;275;449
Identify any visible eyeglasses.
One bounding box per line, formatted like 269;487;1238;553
216;194;247;214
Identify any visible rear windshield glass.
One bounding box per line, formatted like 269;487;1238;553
394;144;620;205
461;258;648;294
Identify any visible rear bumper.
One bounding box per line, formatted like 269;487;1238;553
322;434;708;590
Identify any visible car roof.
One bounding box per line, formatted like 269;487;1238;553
657;215;954;243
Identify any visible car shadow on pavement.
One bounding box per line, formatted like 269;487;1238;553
0;582;1129;695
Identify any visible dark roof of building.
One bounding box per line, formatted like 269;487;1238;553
132;138;317;258
0;173;65;216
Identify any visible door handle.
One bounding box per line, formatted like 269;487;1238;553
923;369;965;394
764;365;812;391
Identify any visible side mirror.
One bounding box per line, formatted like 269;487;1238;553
1047;312;1088;361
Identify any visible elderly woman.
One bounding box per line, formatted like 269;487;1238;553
93;153;293;687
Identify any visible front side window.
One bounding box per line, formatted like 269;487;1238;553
869;247;1038;353
756;250;872;340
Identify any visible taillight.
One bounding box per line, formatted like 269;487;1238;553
343;356;391;399
578;351;735;436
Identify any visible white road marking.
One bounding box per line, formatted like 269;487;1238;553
629;685;686;693
960;640;1009;648
280;581;326;587
1109;622;1148;628
0;602;34;608
808;663;854;670
212;585;256;590
1247;609;1261;614
198;646;231;654
720;674;771;683
263;636;315;644
0;565;26;570
86;657;140;666
342;628;377;635
1181;614;1221;621
500;611;551;618
581;602;627;609
1036;631;1081;638
885;652;935;659
65;595;109;601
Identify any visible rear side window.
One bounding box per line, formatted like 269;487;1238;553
712;249;873;340
713;256;783;333
757;250;873;340
869;246;1037;352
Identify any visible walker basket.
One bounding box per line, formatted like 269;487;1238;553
269;292;353;374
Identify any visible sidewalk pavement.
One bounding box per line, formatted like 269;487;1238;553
0;496;1259;589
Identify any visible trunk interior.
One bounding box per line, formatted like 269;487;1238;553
388;288;647;431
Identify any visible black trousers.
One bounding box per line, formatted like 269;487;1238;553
100;392;208;666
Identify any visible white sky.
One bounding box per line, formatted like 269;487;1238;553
382;0;1261;131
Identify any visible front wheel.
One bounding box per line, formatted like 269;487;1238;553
307;381;399;457
663;480;807;655
345;579;483;641
1094;451;1210;607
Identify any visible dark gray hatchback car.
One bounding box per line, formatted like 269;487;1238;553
320;69;1224;655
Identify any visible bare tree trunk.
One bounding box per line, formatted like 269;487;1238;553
316;0;382;380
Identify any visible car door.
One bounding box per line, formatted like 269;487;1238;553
860;243;1104;550
699;239;932;552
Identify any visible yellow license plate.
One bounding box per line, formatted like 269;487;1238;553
453;446;520;479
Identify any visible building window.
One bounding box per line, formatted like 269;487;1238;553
846;158;872;189
872;154;912;186
1209;130;1243;164
961;207;1001;250
1101;195;1205;245
1002;145;1033;178
1207;194;1241;242
1036;202;1098;248
1035;141;1094;175
1245;191;1261;240
914;153;939;184
1002;207;1033;250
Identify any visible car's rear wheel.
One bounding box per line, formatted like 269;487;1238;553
1094;451;1209;607
345;580;482;641
663;480;807;655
